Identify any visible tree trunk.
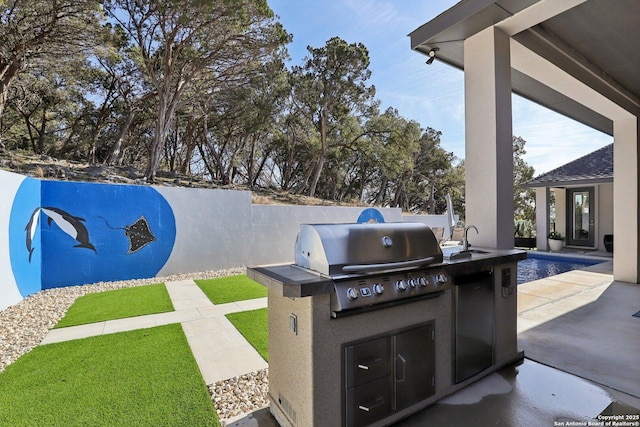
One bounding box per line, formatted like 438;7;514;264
307;113;327;197
146;119;166;182
105;110;136;166
37;110;47;154
145;90;176;182
0;58;23;123
179;119;196;175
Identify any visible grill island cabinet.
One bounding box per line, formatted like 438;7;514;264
248;223;525;426
258;278;449;427
249;255;524;426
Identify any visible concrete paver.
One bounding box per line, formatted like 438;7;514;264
186;325;267;384
40;322;106;345
165;280;218;310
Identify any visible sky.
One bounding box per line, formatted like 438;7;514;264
267;0;613;175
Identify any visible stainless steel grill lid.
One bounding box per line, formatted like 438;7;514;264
294;222;443;276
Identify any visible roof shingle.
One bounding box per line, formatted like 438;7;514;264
524;143;613;187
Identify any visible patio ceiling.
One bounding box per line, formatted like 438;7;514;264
409;0;640;136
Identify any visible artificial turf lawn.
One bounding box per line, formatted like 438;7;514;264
55;283;174;328
0;324;219;426
226;308;268;362
195;275;267;304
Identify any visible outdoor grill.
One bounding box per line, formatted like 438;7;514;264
293;222;450;317
248;221;526;427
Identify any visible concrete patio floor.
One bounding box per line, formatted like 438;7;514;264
230;256;640;426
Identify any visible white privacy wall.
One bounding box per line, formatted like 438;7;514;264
0;171;30;310
157;185;404;274
249;204;403;267
0;167;451;311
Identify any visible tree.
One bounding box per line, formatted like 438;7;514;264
268;94;316;192
407;128;459;214
0;0;102;126
513;135;535;221
290;37;376;197
362;108;420;207
190;58;289;185
103;0;289;182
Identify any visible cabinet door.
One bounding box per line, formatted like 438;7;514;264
394;323;435;411
455;273;494;383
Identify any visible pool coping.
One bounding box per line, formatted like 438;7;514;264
523;249;612;263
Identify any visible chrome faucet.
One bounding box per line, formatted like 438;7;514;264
462;225;478;251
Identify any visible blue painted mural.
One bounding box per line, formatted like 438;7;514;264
9;180;176;293
357;208;385;224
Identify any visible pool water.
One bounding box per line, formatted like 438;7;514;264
517;253;599;284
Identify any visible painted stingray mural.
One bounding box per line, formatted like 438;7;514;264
101;215;157;254
10;179;176;294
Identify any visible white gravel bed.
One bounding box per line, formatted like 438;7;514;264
210;369;270;422
0;267;245;372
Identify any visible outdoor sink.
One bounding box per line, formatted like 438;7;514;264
443;247;490;259
465;249;490;254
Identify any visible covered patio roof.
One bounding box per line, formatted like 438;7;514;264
409;0;640;134
409;0;640;282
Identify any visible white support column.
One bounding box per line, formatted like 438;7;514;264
613;117;640;283
464;27;514;249
535;187;549;250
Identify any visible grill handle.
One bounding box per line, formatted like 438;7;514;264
342;256;438;273
396;354;406;382
358;397;385;412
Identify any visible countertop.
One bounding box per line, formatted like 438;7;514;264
247;248;527;298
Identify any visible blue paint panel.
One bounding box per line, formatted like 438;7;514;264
10;180;176;290
357;208;385;223
8;178;42;297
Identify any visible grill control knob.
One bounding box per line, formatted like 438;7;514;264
346;288;358;300
396;280;408;291
436;274;448;285
408;279;417;288
373;283;384;295
418;277;429;287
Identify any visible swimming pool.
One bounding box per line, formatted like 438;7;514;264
517;252;600;284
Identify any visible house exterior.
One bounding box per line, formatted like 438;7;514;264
409;1;640;283
524;144;613;252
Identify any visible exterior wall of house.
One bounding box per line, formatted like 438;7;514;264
535;188;550;250
597;182;614;251
538;184;613;252
552;188;566;246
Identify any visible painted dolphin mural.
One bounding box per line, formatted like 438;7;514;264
25;207;40;263
25;207;96;262
41;207;96;253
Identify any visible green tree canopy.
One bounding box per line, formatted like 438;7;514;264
103;0;290;181
290;36;377;197
0;0;102;124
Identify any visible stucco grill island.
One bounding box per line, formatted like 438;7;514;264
248;222;526;426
